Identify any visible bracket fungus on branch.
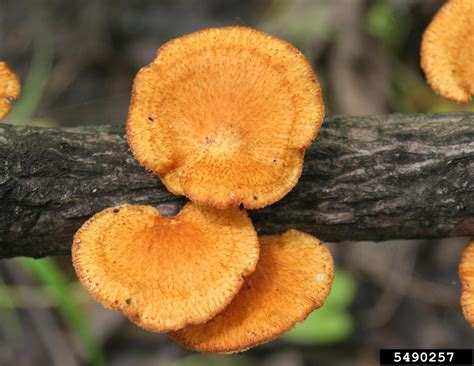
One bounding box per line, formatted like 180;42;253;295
127;26;324;209
0;62;21;120
421;0;474;103
460;239;474;326
72;203;259;332
170;230;334;353
70;26;334;351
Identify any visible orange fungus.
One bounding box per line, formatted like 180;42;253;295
421;0;474;103
127;26;324;209
460;239;474;326
72;202;259;332
0;62;21;120
170;229;334;353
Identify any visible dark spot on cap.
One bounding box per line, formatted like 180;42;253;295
125;298;132;305
113;208;120;213
147;116;154;122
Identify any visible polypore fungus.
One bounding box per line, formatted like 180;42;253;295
0;62;21;120
72;203;259;332
170;229;334;353
460;239;473;326
421;0;474;103
127;26;324;209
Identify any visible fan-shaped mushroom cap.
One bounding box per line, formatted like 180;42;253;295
127;26;324;209
170;229;334;353
0;62;21;120
72;203;259;332
460;239;474;326
421;0;474;103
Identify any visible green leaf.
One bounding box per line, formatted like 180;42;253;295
325;268;357;308
283;307;353;345
366;0;406;51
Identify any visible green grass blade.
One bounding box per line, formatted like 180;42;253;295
4;5;53;125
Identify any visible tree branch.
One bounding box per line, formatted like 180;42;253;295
0;113;473;258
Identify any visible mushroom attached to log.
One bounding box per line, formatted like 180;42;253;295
0;62;21;120
127;26;324;209
170;230;334;353
72;203;259;332
421;0;474;103
460;239;474;326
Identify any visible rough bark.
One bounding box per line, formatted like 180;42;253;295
0;113;473;259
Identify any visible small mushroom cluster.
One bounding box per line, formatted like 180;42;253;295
72;26;334;353
0;62;21;121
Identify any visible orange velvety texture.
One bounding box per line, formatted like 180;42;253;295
0;62;21;120
460;239;474;326
170;230;334;353
72;203;259;332
127;26;324;209
421;0;474;103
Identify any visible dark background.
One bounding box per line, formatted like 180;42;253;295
0;0;473;365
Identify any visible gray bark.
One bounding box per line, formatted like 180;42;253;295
0;113;473;259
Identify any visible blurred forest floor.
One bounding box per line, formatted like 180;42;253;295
0;0;473;365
